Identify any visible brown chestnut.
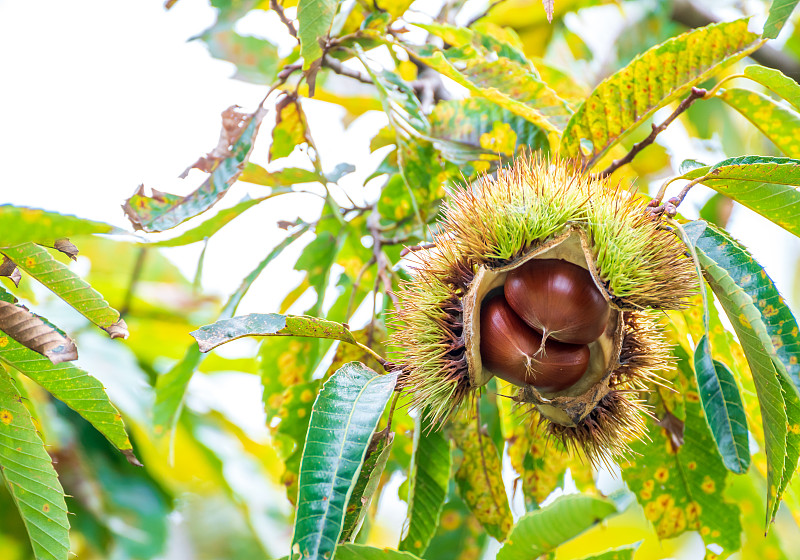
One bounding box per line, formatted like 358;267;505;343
479;295;590;392
504;258;610;346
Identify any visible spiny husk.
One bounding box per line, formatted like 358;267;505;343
547;310;670;465
392;155;696;452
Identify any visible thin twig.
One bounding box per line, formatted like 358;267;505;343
323;55;373;84
257;63;302;109
597;87;707;179
271;0;298;40
467;0;508;27
400;242;436;257
648;175;709;217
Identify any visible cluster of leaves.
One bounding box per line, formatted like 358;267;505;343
5;0;800;559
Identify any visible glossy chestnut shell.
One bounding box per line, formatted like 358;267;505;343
504;258;610;346
479;295;590;392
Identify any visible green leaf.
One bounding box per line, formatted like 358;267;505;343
123;106;267;232
275;379;322;504
290;362;397;560
560;19;760;166
743;65;800;111
0;329;135;458
693;335;750;474
413;22;529;65
0;366;70;560
199;27;279;83
575;544;639;560
1;243;126;338
423;499;488;560
340;427;394;542
336;545;421;560
399;415;451;556
0;205;116;249
718;88;800;158
678;156;800;238
430;97;550;166
683;220;791;520
280;544;425;560
152;195;286;247
625;343;742;552
191;313;359;352
271;94;316;161
774;373;800;522
763;0;799;38
405;43;570;136
153;345;204;438
240;163;324;186
496;494;617;560
450;411;513;541
684;220;800;399
297;0;337;70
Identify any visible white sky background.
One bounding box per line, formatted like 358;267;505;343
1;0;800;556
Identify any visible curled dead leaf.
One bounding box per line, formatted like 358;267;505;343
181;105;251;177
0;301;78;363
0;257;21;287
122;106;267;232
104;317;129;340
53;238;79;261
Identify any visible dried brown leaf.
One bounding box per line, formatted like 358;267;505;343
0;257;20;287
0;301;78;363
180;105;251;178
104;317;129;340
53;238;79;261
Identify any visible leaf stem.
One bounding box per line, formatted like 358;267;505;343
353;340;389;369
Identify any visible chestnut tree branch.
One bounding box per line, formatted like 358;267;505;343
323;54;374;84
271;0;298;40
597;87;707;179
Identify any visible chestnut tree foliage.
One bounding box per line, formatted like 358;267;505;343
3;0;800;559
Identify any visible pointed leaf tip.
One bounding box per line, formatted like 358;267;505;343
53;238;79;261
105;318;129;340
123;448;144;467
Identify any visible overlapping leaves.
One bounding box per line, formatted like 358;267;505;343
0;367;70;560
678;156;800;237
290;362;397;560
560;19;760;166
684;220;800;520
